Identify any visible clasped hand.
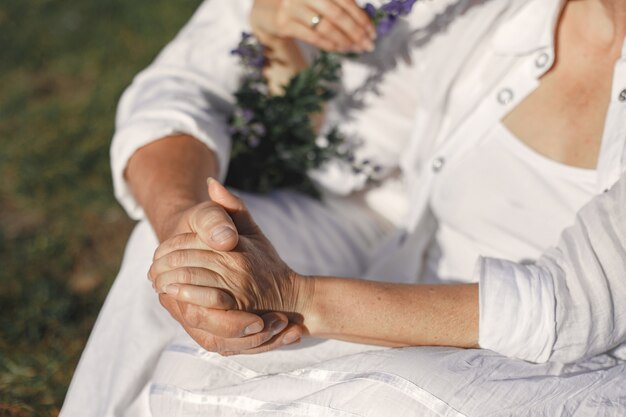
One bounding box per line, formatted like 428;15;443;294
148;179;311;355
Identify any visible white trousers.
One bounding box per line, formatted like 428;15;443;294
61;192;626;417
60;191;389;417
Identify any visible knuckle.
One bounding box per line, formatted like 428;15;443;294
197;336;218;352
199;209;225;231
221;320;241;338
183;307;201;328
275;13;290;33
152;246;163;261
341;17;357;32
213;338;227;354
198;288;215;306
168;250;186;269
147;264;156;280
178;267;195;285
327;6;345;21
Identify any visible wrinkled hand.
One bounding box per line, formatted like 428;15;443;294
251;0;376;52
151;180;303;355
151;179;313;325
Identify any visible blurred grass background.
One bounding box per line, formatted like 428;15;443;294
0;0;202;415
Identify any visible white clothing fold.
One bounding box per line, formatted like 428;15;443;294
63;0;626;414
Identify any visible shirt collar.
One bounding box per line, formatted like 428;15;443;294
491;0;566;56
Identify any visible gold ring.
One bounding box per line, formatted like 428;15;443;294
311;14;322;30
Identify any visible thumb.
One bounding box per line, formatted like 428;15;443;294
207;178;260;235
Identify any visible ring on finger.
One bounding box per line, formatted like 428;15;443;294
310;14;322;30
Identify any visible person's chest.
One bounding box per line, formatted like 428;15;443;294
403;3;626;208
502;3;622;171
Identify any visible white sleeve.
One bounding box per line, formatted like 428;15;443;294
111;0;253;219
478;172;626;364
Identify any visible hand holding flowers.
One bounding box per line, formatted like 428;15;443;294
226;0;419;195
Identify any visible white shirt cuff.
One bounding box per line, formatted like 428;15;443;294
111;119;231;220
477;256;557;363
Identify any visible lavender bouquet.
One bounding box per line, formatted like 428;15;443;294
226;0;418;196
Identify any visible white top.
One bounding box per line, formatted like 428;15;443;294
423;123;597;284
109;0;626;363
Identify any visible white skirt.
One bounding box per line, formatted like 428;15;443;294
60;191;626;417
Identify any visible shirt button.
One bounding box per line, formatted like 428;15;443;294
619;89;626;102
535;52;550;69
497;88;514;105
432;157;445;173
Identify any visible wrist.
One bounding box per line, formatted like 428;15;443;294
292;274;323;336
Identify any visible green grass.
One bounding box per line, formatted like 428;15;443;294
0;0;202;415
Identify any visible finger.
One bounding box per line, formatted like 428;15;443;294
207;178;260;235
185;308;291;352
281;21;338;51
289;5;353;50
153;265;221;289
161;295;265;338
305;0;374;49
162;282;237;310
164;282;236;308
153;233;206;261
333;0;376;38
299;12;360;52
226;323;303;356
150;249;225;280
188;200;239;251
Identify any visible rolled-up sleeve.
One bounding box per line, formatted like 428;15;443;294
478;172;626;363
111;0;252;219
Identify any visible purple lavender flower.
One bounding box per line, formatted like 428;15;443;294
399;0;418;14
250;122;266;137
376;15;398;36
242;109;254;122
231;32;267;69
381;0;417;16
248;136;261;148
366;0;418;36
364;3;377;18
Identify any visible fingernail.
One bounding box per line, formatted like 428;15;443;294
244;322;263;336
361;39;375;52
165;284;180;296
282;331;300;345
270;320;287;336
207;177;216;185
211;226;236;243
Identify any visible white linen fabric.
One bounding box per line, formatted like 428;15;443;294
61;187;626;417
148;341;626;417
422;123;597;284
62;0;626;415
61;191;390;417
108;0;626;364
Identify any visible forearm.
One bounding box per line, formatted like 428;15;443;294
125;134;219;241
300;276;479;348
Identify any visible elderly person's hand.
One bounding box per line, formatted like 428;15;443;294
150;180;312;343
251;0;376;52
150;179;301;354
148;174;302;355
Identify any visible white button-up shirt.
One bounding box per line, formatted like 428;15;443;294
111;0;626;364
